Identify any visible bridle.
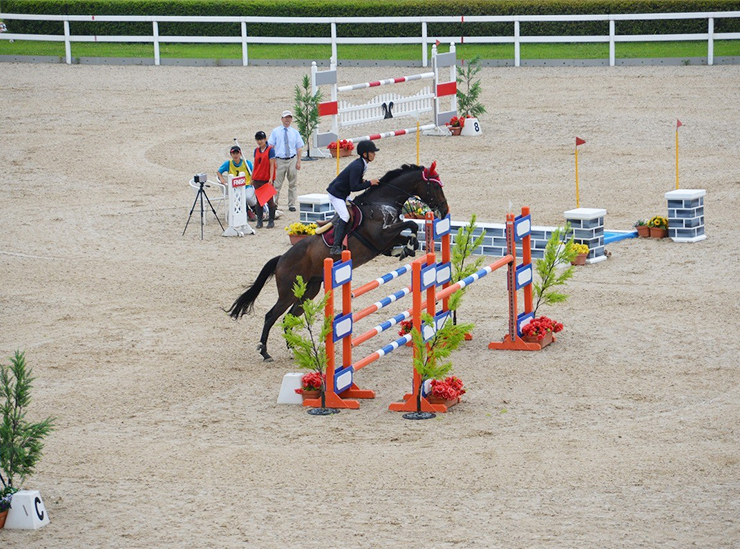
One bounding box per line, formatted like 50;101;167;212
364;163;446;213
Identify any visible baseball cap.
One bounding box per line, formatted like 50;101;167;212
281;110;293;118
230;145;241;153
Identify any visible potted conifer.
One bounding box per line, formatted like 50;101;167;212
456;55;486;136
404;293;473;420
294;74;322;160
0;351;55;528
281;276;338;415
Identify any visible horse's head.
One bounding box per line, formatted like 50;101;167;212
365;163;449;220
416;161;449;219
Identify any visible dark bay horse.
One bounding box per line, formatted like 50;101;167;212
227;162;449;361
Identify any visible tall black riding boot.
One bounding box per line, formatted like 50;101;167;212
330;219;347;256
266;205;276;228
254;205;264;228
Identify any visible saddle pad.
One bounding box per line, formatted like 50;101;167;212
322;202;363;247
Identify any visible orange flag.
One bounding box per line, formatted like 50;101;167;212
576;137;586;146
254;183;277;207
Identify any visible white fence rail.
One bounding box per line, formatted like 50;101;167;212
1;12;739;67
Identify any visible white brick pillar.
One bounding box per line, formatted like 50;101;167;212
298;193;336;223
563;207;608;264
665;189;706;243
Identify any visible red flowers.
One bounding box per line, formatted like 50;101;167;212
430;376;466;400
397;319;414;336
327;139;355;151
294;372;324;394
448;116;465;128
520;316;564;341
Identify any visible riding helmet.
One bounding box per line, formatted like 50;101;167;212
357;140;380;157
255;131;267;140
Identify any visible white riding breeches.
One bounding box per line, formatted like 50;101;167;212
245;185;257;208
329;194;350;222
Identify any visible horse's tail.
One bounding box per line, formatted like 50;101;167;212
227;255;281;319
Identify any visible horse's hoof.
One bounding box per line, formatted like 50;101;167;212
263;355;274;363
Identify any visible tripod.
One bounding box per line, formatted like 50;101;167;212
183;180;225;239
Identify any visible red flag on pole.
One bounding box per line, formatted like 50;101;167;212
677;119;683;128
575;137;586;146
435;39;440;46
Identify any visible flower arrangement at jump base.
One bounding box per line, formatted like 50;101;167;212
428;376;466;404
446;115;465;135
397;319;413;337
285;222;317;236
521;316;563;348
294;371;323;399
401;197;432;219
285;222;317;244
327;139;355;157
634;219;651;238
570;243;589;266
648;215;669;238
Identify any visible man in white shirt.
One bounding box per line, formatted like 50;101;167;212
267;110;305;212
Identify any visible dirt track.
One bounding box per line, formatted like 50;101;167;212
1;63;739;547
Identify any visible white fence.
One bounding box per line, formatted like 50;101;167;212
1;12;739;67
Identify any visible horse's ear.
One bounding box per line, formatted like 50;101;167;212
425;161;438;178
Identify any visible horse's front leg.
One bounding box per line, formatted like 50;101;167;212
384;220;421;260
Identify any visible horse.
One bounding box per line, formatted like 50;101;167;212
227;162;449;362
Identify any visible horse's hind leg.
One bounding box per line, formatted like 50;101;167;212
259;297;296;362
283;277;324;350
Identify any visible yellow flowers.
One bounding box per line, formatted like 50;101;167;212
648;216;669;229
572;243;589;255
285;222;317;236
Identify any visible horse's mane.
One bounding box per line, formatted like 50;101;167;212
378;164;422;184
353;164;423;205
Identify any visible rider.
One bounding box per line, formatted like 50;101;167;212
326;140;380;255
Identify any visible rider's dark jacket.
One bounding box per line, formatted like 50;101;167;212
327;157;372;200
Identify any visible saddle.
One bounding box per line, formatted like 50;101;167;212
318;202;363;247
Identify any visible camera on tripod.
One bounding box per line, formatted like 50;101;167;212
194;173;208;184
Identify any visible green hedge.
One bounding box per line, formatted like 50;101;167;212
5;0;740;37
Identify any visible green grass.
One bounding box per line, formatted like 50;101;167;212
1;40;738;60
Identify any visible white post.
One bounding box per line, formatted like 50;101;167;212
514;20;520;67
330;56;338;138
241;21;248;66
331;22;337;63
153;21;160;66
421;21;428;67
449;42;457;114
63;19;71;65
708;17;714;66
609;19;615;67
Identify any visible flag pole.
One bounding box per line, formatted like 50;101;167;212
675;119;682;190
575;146;580;208
575;137;585;208
416;119;420;166
336;138;341;176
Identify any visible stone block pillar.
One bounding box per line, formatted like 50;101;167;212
665;189;706;243
563;207;608;264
